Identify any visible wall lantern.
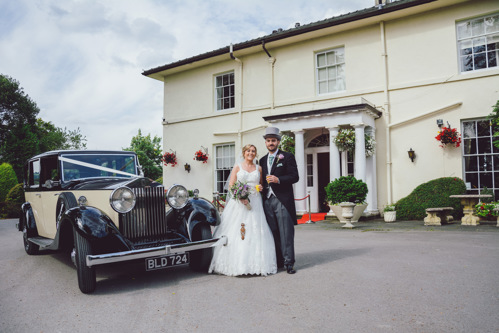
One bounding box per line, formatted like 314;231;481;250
408;148;416;162
436;119;443;128
184;163;191;173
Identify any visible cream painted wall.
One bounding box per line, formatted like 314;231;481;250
159;0;499;209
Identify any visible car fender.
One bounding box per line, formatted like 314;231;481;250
20;203;37;235
186;198;220;241
62;206;118;239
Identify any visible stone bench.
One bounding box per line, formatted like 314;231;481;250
424;207;454;226
492;208;499;227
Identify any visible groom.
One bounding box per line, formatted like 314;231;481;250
260;127;299;274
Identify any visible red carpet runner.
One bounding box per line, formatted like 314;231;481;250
297;213;327;224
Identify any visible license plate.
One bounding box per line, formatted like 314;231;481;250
145;253;189;271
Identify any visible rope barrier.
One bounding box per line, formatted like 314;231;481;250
212;199;225;209
294;194;310;201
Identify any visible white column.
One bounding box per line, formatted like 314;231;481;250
365;127;378;215
353;123;366;182
292;130;306;213
327;126;341;181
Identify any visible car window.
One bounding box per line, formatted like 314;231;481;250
60;154;138;181
29;159;41;188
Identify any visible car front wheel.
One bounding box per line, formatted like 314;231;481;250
189;224;213;272
73;229;96;294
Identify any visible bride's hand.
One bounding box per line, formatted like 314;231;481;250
255;184;262;192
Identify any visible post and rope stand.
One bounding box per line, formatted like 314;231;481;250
295;191;314;224
212;191;225;213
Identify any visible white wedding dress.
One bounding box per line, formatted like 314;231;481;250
209;165;277;276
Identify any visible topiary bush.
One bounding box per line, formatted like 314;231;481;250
3;183;24;218
325;176;368;204
0;163;18;202
396;177;467;220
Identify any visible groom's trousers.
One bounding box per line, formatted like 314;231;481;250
264;195;295;266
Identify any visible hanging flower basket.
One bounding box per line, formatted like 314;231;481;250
365;134;376;157
332;129;376;157
435;126;462;148
162;150;177;167
194;147;209;163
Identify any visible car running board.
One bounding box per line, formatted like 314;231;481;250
28;237;55;249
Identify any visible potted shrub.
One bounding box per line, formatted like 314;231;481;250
325;176;368;225
383;204;396;222
475;201;499;221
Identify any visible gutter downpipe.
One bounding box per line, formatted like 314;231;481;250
230;44;243;149
262;41;276;111
381;21;393;204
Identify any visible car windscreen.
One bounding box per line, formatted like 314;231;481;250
60;154;138;181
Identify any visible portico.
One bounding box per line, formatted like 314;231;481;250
263;100;382;216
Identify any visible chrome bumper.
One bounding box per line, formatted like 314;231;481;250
86;236;227;267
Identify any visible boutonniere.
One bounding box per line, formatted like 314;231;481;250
277;153;284;163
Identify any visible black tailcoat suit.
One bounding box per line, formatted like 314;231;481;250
260;150;299;266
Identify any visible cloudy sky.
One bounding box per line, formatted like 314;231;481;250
0;0;375;150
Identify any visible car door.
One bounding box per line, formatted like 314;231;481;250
24;159;46;236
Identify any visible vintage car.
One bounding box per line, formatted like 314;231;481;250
18;150;226;293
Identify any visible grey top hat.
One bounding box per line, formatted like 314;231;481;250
263;127;281;140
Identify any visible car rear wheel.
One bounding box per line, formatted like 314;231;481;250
189;224;213;272
73;229;96;294
23;211;39;255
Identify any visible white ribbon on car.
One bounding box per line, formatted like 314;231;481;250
59;156;138;178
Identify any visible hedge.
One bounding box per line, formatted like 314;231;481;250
396;177;467;220
2;183;24;218
0;163;18;202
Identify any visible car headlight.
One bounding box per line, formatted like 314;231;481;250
166;185;189;209
110;187;136;213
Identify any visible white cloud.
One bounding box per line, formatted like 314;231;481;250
0;0;374;150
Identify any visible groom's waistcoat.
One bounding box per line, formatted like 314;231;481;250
260;150;299;223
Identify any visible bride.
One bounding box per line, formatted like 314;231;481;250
209;144;277;276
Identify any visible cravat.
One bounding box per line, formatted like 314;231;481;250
269;155;274;168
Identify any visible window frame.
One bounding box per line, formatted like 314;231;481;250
456;12;499;73
214;71;235;111
214;143;236;196
315;47;346;95
461;118;499;198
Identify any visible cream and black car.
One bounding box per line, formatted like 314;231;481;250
18;150;225;293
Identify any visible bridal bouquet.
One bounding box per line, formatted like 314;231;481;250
230;181;262;210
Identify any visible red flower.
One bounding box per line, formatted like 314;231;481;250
435;127;462;148
194;149;209;163
162;151;177;167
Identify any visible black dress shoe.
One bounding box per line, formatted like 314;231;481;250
286;265;296;274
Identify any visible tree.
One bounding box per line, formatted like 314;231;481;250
0;74;87;179
124;129;162;180
35;118;87;151
0;74;38;144
0;75;40;179
487;99;499;148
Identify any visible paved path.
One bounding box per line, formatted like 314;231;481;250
1;218;498;332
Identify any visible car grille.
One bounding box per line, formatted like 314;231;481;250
119;187;169;244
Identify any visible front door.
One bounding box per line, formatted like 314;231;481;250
318;153;330;212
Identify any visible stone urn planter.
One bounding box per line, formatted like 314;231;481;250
325;176;368;226
339;202;356;228
329;203;368;223
383;204;396;223
384;211;396;222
